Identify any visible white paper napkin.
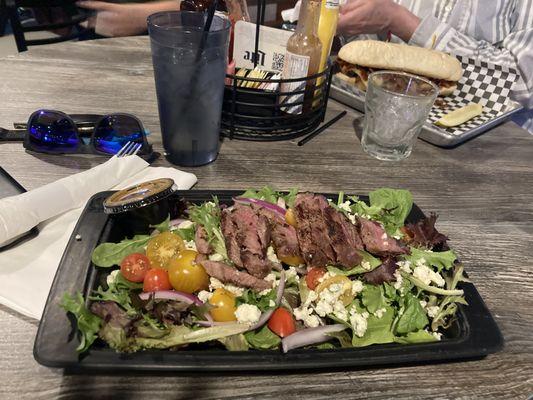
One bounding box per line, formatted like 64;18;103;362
0;159;197;319
281;0;301;23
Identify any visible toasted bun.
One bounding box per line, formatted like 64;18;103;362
338;40;462;82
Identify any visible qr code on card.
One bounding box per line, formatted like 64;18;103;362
271;52;285;71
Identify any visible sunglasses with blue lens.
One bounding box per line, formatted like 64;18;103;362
23;110;152;156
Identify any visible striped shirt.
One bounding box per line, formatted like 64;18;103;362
351;0;533;133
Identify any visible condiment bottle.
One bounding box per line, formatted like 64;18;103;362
317;0;340;72
280;0;323;114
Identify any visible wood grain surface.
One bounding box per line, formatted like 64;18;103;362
0;37;532;400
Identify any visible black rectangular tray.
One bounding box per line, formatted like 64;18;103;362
34;190;503;371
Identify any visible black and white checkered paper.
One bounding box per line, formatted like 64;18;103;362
333;55;520;136
426;55;520;135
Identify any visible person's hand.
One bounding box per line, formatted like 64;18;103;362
337;0;420;42
76;1;149;37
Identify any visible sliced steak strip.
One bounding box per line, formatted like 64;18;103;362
201;260;272;292
293;193;336;268
357;217;408;256
323;207;363;267
221;204;272;278
221;209;243;268
253;205;302;261
195;225;213;255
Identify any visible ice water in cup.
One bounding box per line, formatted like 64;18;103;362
148;12;230;167
361;71;438;161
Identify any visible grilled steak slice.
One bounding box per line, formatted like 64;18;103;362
357;217;408;256
363;257;398;285
253;205;301;261
201;260;272;291
221;204;272;278
294;193;336;268
221;209;243;268
323;207;363;267
195;225;213;255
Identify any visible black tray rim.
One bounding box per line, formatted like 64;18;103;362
34;190;504;371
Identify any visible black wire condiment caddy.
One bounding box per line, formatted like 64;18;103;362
221;0;335;141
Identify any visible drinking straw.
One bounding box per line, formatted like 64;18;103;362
195;0;219;63
297;110;347;146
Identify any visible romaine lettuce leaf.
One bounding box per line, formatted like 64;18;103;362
394;330;438;344
91;235;151;268
361;284;388;313
244;325;281;350
188;197;227;259
395;293;429;334
403;247;457;272
351;306;395;347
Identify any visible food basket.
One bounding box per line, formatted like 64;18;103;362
220;0;334;141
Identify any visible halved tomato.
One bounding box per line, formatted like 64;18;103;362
268;308;296;337
146;231;185;269
120;253;151;282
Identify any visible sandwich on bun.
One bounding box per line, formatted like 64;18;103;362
336;40;462;96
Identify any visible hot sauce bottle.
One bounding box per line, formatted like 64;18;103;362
280;0;323;114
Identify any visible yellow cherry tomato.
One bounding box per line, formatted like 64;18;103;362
279;254;305;266
167;250;209;294
146;231;185;269
209;288;237;322
315;275;354;306
285;208;297;227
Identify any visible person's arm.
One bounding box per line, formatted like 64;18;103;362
77;1;180;37
408;0;533;110
337;0;420;42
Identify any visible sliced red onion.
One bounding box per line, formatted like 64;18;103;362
281;324;346;353
233;197;286;218
169;218;188;227
249;270;286;331
196;320;235;327
139;290;203;305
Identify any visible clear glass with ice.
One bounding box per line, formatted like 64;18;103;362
361;71;438;161
148;11;230;166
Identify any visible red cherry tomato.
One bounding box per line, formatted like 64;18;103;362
267;308;296;338
143;268;172;292
306;267;326;290
120;253;151;283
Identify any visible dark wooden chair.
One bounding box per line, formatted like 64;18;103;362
6;0;95;52
0;0;9;37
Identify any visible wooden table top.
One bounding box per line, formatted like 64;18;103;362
0;36;532;399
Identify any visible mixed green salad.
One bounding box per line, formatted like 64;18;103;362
62;187;468;354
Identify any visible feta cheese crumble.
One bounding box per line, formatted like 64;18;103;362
197;290;212;303
184;240;197;251
373;307;387;319
360;260;372;271
426;305;440;318
351;280;364;295
293;306;320;328
266;246;280;264
349;310;369;337
208;253;224;262
106;269;120;286
413;265;445;287
393;269;403;290
235;304;261;324
208;277;244;296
